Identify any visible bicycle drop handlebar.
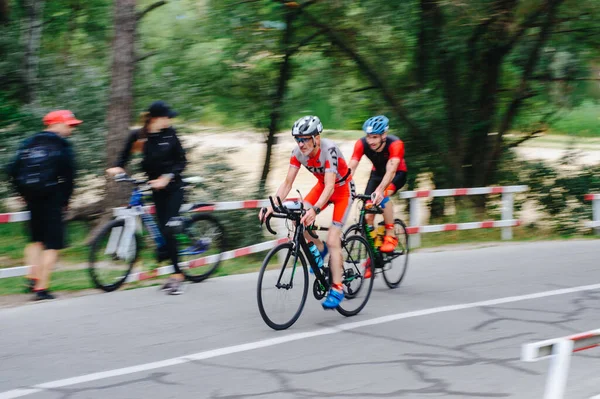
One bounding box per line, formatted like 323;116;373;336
260;195;320;239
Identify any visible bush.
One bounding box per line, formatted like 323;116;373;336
186;148;264;250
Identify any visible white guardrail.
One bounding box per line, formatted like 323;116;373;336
521;329;600;399
399;185;528;248
0;185;527;279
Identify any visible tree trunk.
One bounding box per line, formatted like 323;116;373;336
257;10;296;198
0;0;9;24
415;0;440;88
103;0;137;213
23;0;44;105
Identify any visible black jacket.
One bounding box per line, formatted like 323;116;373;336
6;131;75;205
116;127;187;189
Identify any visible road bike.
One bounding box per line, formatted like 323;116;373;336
257;194;375;330
343;194;409;288
88;174;226;292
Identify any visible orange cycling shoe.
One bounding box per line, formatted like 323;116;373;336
363;258;372;279
379;235;398;253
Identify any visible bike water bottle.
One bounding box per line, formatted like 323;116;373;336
307;242;323;269
374;224;386;247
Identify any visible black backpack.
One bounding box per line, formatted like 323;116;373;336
12;133;63;197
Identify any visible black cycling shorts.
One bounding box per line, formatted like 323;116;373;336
365;171;407;197
25;194;65;250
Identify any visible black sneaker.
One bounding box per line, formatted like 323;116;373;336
160;277;177;292
168;280;184;295
24;278;36;293
33;290;56;301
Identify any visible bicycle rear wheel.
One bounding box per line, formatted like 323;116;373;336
336;235;374;317
88;218;139;292
178;214;226;283
382;218;409;288
257;242;308;330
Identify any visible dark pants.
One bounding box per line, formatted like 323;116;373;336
25;192;65;250
152;187;184;274
365;171;407;196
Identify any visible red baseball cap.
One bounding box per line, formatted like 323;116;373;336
43;110;83;126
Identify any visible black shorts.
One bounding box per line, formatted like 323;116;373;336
365;171;407;196
25;194;65;250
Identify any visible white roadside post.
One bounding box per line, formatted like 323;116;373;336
501;191;514;240
593;196;600;236
409;197;421;248
521;329;600;399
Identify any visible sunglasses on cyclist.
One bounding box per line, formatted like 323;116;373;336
294;137;312;144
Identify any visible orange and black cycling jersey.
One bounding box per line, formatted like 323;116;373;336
351;134;407;175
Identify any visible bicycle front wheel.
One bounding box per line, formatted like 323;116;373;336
336;235;375;317
343;223;361;240
88;218;139;292
257;242;308;330
382;218;409;288
178;214;226;283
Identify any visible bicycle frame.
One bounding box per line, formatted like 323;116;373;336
352;196;404;266
109;182;210;259
270;217;329;293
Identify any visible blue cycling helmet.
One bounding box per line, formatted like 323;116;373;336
362;115;389;135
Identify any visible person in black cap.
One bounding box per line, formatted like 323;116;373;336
107;101;188;295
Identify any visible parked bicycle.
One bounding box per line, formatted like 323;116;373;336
344;194;409;288
88;173;226;292
257;194;375;330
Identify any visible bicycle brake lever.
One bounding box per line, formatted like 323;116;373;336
269;196;279;213
276;196;289;215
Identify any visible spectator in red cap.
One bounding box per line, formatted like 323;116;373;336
6;110;82;301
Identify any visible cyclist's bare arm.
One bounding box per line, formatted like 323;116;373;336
259;165;299;221
348;159;359;176
349;139;363;176
374;158;400;203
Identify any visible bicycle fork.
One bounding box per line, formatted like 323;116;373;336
106;216;138;261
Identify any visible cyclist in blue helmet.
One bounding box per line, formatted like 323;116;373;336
349;115;407;253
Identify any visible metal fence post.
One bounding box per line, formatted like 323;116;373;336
593;198;600;236
409;197;421;248
543;339;574;399
501;192;514;240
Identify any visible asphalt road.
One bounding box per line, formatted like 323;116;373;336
1;240;599;399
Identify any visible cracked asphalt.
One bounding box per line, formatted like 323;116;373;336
1;240;599;399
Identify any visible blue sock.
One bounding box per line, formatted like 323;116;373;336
320;244;328;261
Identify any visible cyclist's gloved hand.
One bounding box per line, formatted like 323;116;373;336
371;190;385;206
259;207;273;224
300;208;317;226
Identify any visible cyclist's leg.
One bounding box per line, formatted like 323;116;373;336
322;182;354;309
380;171;407;252
364;172;382;227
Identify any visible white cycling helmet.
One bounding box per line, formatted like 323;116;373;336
291;115;323;137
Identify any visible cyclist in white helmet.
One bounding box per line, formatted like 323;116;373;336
259;116;356;309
